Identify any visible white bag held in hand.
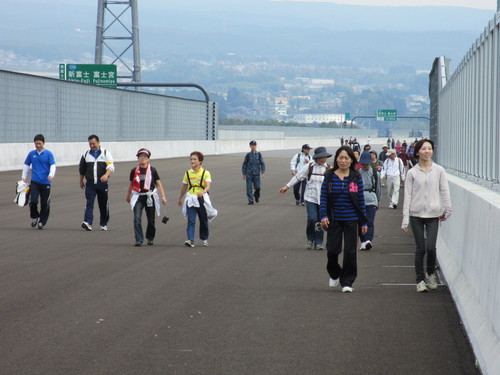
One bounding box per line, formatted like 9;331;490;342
14;180;30;207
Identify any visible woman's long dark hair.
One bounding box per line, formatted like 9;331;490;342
332;146;358;173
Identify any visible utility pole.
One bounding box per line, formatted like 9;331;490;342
95;0;142;89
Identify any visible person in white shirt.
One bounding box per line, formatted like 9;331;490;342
401;139;452;293
279;146;331;250
381;149;405;208
289;144;312;206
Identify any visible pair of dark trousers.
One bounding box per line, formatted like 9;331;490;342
245;175;261;203
305;201;323;245
133;196;156;243
186;202;209;241
410;216;439;283
359;205;377;243
84;182;109;226
326;220;359;287
30;181;51;225
293;179;306;203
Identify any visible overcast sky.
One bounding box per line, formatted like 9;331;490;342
277;0;497;10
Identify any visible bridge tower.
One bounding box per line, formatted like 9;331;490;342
95;0;142;86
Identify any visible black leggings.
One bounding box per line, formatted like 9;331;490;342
410;216;439;283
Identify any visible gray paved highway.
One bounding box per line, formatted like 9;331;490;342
0;149;479;375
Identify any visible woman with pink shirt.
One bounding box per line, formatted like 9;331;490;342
401;139;452;293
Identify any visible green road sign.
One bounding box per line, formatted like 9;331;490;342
59;64;117;88
345;112;351;121
376;109;397;121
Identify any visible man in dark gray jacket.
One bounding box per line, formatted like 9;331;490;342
242;140;266;205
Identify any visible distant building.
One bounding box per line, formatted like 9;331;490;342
274;97;288;118
293;113;345;124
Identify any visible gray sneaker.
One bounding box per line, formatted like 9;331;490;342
426;273;438;290
184;240;194;248
202;240;208;247
314;244;324;250
306;240;313;249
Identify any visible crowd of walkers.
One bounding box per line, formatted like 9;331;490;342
19;135;451;293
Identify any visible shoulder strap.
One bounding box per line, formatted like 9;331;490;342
295;153;301;168
307;163;314;181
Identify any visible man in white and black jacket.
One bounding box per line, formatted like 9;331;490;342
79;134;114;231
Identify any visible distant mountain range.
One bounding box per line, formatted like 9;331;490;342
0;0;496;72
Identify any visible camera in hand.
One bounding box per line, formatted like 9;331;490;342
161;216;169;224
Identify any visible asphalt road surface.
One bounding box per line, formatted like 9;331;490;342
0;149;480;375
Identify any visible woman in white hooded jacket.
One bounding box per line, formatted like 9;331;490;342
402;139;452;293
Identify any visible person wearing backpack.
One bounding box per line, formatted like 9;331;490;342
289;144;312;206
320;146;368;293
242;140;266;205
358;152;381;250
279;146;332;250
381;149;405;209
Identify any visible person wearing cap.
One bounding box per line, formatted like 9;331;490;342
126;148;167;247
22;134;56;230
279;146;331;250
289;144;312;206
378;145;389;163
79;134;114;231
381;149;405;209
319;146;368;293
242;140;266;205
178;151;214;247
358;152;381;250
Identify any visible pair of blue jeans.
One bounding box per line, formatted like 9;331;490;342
84;182;109;226
186;201;208;241
245;175;261;203
359;205;377;243
305;201;323;245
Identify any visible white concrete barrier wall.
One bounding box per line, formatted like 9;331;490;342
1;137;385;172
437;174;500;375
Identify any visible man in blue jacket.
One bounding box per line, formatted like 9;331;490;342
242;140;266;205
22;134;56;230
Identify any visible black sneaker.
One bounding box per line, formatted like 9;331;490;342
248;201;254;205
135;242;142;247
31;218;39;228
147;240;154;246
255;197;259;203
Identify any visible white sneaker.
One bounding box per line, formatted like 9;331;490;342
202;240;208;247
360;241;367;250
306;240;313;249
81;222;92;231
100;225;108;231
426;273;438;290
342;286;354;293
416;280;428;292
329;278;339;287
314;243;324;250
